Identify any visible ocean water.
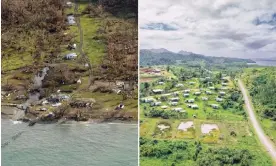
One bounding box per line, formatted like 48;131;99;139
249;60;276;66
2;119;138;166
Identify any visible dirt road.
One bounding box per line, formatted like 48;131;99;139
238;79;276;162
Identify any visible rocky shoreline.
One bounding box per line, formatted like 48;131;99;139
1;100;137;126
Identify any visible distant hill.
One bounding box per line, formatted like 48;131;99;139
140;49;255;66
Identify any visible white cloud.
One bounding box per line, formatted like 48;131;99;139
139;0;276;58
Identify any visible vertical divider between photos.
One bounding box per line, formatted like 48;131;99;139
137;0;141;164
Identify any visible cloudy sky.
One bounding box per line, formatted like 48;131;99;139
139;0;276;59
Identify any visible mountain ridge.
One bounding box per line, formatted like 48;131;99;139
140;48;255;66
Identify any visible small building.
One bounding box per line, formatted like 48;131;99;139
151;101;162;106
158;81;165;85
152;89;163;94
211;104;219;109
67;15;76;25
176;83;184;88
172;92;179;96
65;53;77;60
194;92;201;95
206;91;212;95
216;97;223;102
221;87;228;90
222;83;228;86
183;93;189;97
209;87;215;90
66;1;73;7
142;98;155;103
77;79;81;84
161;105;168;109
170;97;179;102
116;81;124;87
191;104;199;109
184;89;190;93
202;97;208;101
172;107;184;112
170;102;178;106
219;91;226;96
186;99;195;103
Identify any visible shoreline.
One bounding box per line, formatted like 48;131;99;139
1;105;137;125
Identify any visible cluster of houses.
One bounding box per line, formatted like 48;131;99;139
142;73;232;116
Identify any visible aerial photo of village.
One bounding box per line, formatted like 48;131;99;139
139;52;276;166
139;0;276;165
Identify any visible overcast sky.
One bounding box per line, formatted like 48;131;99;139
139;0;276;59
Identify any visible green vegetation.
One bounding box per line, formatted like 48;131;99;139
140;137;272;166
140;65;274;165
242;67;276;143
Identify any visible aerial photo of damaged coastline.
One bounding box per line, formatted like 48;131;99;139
139;0;276;166
1;0;138;165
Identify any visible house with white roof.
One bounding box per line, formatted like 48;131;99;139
186;99;195;103
152;89;163;94
194;92;201;95
183;93;189;97
211;104;219;109
216;97;223;102
65;53;77;59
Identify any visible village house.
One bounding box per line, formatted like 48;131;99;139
170;102;178;106
184;89;191;93
209;86;215;90
172;107;185;112
176;83;184;88
211;104;219;109
222;83;228;86
170;97;180;102
206;91;212;95
151;101;162;107
152;89;163;94
142;98;155;103
116;81;124;88
194;92;201;95
186;99;195;103
191;104;199;109
183;93;189;97
216;97;223;102
67;15;76;25
158;81;165;85
219;91;226;96
161;105;168;109
65;53;77;60
202;97;208;101
172;92;179;96
66;1;73;7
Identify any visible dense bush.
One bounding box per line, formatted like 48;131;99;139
140;137;253;165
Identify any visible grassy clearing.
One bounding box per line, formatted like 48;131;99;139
80;16;105;65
